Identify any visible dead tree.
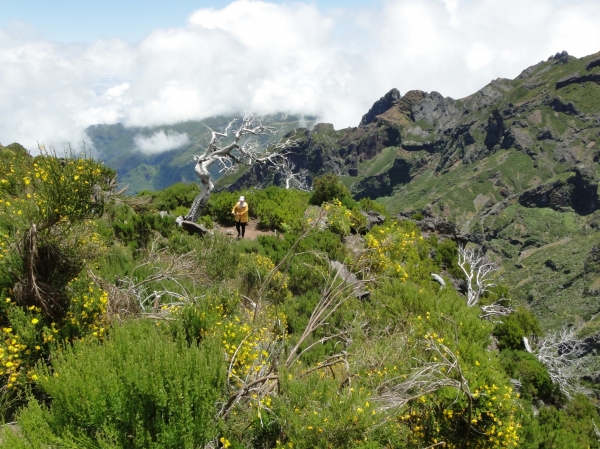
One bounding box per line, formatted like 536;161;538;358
457;245;498;307
269;157;312;191
531;326;587;399
180;114;294;224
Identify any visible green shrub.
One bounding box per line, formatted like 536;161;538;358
519;395;600;448
112;210;175;250
198;215;213;229
434;238;464;279
0;319;226;449
251;186;310;232
206;190;240;226
410;211;425;221
499;350;554;401
194;232;240;282
359;197;387;216
153;182;201;211
494;307;542;351
340;196;359;210
309;174;351;206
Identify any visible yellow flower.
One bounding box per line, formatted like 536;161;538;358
31;318;39;324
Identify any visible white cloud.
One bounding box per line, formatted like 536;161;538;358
134;130;190;154
0;0;599;153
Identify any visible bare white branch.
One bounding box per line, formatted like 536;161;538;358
531;326;587;399
182;114;296;223
269;156;312;191
457;245;498;307
480;299;514;321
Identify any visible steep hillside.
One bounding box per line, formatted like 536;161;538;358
226;50;600;331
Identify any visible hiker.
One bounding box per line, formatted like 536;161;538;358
231;196;249;239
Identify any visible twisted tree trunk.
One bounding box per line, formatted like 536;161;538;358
184;160;213;223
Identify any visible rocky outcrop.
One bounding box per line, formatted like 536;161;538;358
353;158;413;199
415;217;459;238
485;110;515;150
587;58;600;71
556;71;600;89
412;91;462;132
518;165;600;215
519;180;572;210
360;211;386;230
569;165;600;215
329;261;370;300
548;50;574;65
360;88;401;126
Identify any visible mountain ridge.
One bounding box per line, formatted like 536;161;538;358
223;50;600;332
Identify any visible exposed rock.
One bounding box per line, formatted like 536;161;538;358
510;379;523;390
570;165;600;215
485;110;514;150
353;157;413;199
360;88;401;126
555;72;600;89
536;128;558;141
329;261;370;300
587;58;600;71
412;91;462;132
465;84;505;112
556;71;581;89
450;276;468;295
518;180;572;210
584;246;600;274
180;220;208;237
521;80;545;90
548;50;573;65
415;217;459;237
518;165;600;215
511;120;529;128
547;96;581;115
343;234;366;259
506;128;535;153
313;123;335;133
360;211;386;231
580;333;600;358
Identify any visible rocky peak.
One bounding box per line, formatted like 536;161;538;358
359;88;401;126
411;91;461;132
548;50;573;65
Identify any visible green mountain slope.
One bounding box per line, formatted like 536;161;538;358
225;50;600;331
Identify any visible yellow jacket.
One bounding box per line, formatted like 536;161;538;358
232;201;249;223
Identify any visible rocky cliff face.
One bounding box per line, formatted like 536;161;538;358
225;50;600;333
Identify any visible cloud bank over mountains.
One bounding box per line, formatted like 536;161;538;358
1;0;599;152
134;130;191;154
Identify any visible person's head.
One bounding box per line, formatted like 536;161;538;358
239;196;245;203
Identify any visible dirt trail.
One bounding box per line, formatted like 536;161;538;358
215;219;276;240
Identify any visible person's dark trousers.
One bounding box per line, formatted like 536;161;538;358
235;222;246;237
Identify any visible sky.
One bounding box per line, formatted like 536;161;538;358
1;0;599;153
